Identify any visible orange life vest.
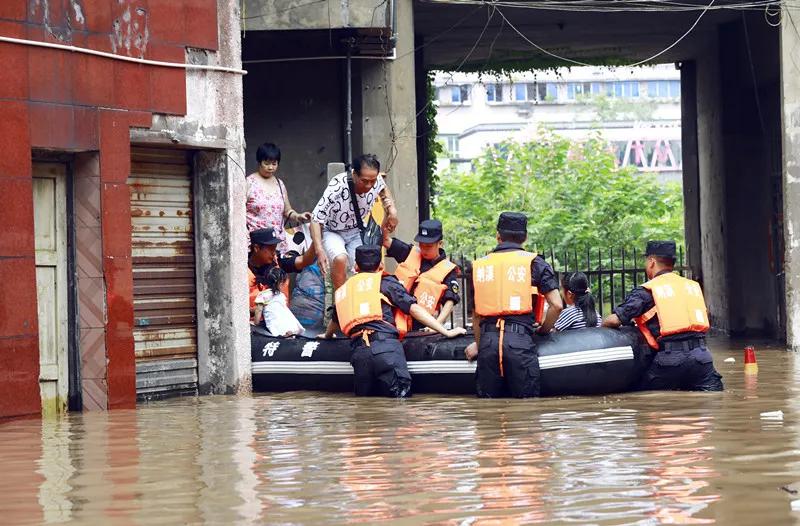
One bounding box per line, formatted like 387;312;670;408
334;272;392;337
248;269;262;313
634;272;710;349
393;249;458;335
472;250;543;323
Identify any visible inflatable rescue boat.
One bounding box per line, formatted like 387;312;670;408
251;326;654;396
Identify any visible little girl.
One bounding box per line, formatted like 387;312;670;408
254;267;305;337
554;272;601;331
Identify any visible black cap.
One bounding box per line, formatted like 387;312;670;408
250;227;280;246
645;240;676;259
414;219;443;243
497;212;527;235
355;245;383;271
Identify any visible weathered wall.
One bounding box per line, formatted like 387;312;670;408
781;11;800;350
243;59;345;213
193;152;243;395
0;0;240;418
695;30;729;331
133;0;249;395
361;0;418;242
242;0;390;32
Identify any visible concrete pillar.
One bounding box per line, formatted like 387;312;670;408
195;152;250;395
360;0;419;242
680;61;702;283
695;32;730;331
781;15;800;350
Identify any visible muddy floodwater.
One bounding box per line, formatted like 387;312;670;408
3;339;800;525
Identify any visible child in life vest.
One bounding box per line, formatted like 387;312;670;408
254;267;305;337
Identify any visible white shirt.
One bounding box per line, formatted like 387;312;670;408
255;290;305;337
311;172;386;232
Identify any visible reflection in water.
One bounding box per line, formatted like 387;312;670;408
3;340;800;524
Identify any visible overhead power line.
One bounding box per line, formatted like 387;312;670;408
420;0;792;13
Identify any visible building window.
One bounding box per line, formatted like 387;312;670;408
450;85;471;104
591;82;603;95
567;82;591;100
647;80;679;98
486;83;503;102
535;83;547;102
623;81;640;98
511;82;558;102
443;135;460;158
514;83;527;102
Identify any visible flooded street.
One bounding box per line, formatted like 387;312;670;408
3;339;800;525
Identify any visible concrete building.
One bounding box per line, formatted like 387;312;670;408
4;0;800;419
242;0;800;347
0;0;247;419
433;66;683;183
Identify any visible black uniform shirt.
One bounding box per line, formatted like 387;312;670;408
613;269;701;343
470;242;559;332
335;274;417;337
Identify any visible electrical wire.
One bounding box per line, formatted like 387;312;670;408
493;0;718;68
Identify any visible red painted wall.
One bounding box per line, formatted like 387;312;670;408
0;0;218;418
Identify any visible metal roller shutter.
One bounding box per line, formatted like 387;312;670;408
129;147;198;399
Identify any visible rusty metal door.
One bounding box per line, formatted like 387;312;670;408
129;147;198;398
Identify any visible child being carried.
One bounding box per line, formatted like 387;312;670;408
254;267;305;337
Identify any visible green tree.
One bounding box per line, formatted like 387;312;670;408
435;129;684;257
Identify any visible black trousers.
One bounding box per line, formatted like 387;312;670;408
350;336;412;398
639;340;724;392
475;325;540;398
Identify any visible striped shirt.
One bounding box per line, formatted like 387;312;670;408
554;305;601;331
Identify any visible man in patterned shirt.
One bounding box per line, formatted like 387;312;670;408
310;154;399;291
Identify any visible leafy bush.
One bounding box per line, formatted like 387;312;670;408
435;129;685;256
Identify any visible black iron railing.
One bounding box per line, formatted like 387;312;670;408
448;246;691;328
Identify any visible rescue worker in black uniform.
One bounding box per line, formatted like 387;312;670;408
602;240;724;391
248;227;316;316
323;245;466;397
382;219;461;330
464;212;563;398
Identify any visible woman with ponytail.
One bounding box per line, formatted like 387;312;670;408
554;272;601;331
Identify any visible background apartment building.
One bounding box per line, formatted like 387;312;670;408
434;65;682;183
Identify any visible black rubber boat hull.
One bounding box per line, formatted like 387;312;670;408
251;326;654;396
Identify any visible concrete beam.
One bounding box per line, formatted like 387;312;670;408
242;0;390;32
360;0;419;241
781;15;800;349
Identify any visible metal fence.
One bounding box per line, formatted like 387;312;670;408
448;246;691;328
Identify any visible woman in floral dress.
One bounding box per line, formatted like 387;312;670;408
246;143;312;252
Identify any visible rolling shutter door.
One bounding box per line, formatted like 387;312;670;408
129;147;198;399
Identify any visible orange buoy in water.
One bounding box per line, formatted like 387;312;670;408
744;346;759;375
